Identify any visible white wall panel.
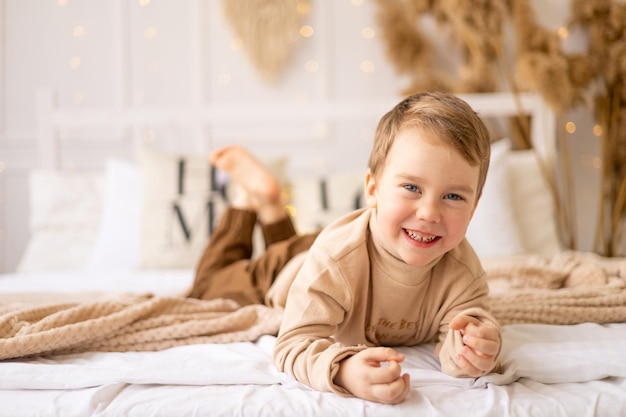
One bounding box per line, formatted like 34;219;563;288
0;0;6;272
0;0;4;134
0;0;603;272
332;0;403;99
129;0;196;105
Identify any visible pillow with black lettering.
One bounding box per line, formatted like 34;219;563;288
138;149;227;269
289;171;365;234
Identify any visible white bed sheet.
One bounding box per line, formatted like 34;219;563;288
0;269;193;296
1;271;626;417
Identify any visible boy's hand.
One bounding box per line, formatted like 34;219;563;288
333;347;411;404
449;314;501;377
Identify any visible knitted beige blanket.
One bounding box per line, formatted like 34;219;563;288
0;293;283;360
1;251;625;360
485;251;626;325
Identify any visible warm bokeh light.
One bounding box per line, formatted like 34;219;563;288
69;56;81;69
280;187;292;205
285;204;296;218
73;92;84;104
72;25;85;37
218;73;232;86
300;25;314;38
592;157;602;169
361;27;375;39
304;60;319;72
360;60;374;73
557;26;569;39
144;27;157;39
296;1;310;15
138;0;151;5
565;121;576;134
593;124;603;137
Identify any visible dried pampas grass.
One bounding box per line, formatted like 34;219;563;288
570;0;626;256
512;0;591;113
373;0;450;94
374;0;626;256
373;0;506;95
437;0;505;93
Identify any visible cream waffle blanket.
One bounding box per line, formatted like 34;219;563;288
484;251;626;324
0;293;283;360
1;251;625;360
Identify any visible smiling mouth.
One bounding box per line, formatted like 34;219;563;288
404;229;438;243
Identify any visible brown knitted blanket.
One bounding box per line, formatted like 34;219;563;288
1;251;625;360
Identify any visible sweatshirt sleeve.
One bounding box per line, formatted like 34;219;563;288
272;246;366;395
431;258;502;377
437;307;502;377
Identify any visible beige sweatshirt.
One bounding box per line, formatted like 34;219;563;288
272;208;500;396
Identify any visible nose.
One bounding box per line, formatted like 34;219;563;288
415;197;441;223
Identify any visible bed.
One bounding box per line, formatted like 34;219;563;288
1;91;626;417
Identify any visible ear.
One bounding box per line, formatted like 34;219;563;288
364;169;378;208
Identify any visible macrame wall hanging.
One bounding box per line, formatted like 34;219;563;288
222;0;309;83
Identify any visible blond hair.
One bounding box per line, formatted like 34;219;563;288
368;92;491;199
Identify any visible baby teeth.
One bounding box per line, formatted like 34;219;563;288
406;229;436;242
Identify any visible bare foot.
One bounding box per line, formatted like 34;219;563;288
210;146;286;223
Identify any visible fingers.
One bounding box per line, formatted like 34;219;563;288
360;346;406;365
455;326;500;376
371;372;411;405
462;329;500;357
454;351;482;377
449;314;481;330
366;359;403;384
449;315;501;376
336;348;411;404
450;315;500;355
455;345;495;376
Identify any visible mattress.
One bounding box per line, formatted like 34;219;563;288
1;270;625;417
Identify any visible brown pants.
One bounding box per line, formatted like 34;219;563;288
187;208;317;306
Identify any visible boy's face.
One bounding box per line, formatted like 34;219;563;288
365;128;480;267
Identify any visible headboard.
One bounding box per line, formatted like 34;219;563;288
36;90;556;174
14;89;561;273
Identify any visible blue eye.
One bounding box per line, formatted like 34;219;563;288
444;193;463;201
403;184;419;193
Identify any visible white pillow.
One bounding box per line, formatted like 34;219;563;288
507;150;562;255
289;170;365;234
467;139;562;258
466;139;526;257
86;150;288;271
86;158;142;271
16;170;104;272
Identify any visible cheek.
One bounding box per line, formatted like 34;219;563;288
377;196;412;224
449;209;475;231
